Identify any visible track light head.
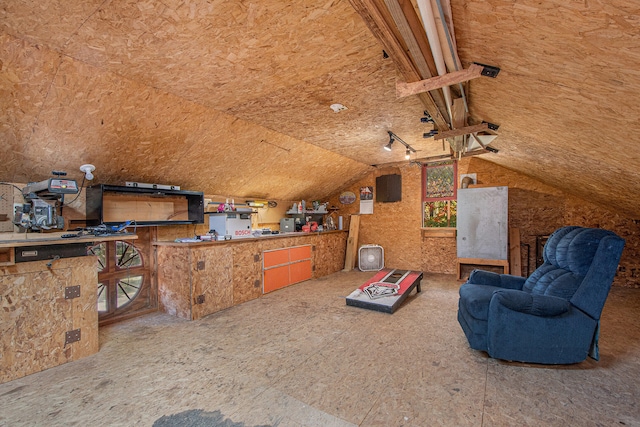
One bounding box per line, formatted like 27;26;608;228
405;149;411;160
384;131;394;151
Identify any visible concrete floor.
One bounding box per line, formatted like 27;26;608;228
1;271;639;427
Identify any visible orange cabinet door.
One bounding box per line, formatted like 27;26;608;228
289;260;312;284
263;265;290;293
263;248;290;268
289;245;312;262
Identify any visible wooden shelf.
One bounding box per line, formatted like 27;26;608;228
285;210;328;215
457;257;509;280
86;185;204;226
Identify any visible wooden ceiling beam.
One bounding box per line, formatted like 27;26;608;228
348;0;450;130
383;0;432;79
384;0;448;115
434;122;488;140
396;63;484;98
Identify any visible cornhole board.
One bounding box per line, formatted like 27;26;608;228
346;269;423;313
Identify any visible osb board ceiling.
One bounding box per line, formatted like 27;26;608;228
1;0;640;214
451;0;640;216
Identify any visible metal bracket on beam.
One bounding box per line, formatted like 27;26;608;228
473;62;501;78
483;121;500;131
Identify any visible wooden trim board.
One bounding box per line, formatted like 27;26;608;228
509;227;522;277
343;215;360;271
457;257;509;280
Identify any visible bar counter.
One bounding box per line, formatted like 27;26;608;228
153;230;348;320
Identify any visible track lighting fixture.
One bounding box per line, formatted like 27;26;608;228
384;133;394;151
384;131;417;159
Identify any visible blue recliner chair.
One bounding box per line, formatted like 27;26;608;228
457;226;625;364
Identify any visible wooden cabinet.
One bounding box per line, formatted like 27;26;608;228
1;256;98;384
86;184;204;226
156;245;233;320
263;245;312;293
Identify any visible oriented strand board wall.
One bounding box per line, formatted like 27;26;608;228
563;196;640;288
326;157;640;287
327;164;458;274
422;236;457;275
461;157;640;287
327;165;424;271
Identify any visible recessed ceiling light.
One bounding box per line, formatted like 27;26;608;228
330;103;348;113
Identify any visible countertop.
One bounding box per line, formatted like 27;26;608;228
153;229;347;247
0;231;137;248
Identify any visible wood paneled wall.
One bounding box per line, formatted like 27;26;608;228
327;157;640;287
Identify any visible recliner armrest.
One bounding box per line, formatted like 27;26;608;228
492;289;571;317
467;269;525;290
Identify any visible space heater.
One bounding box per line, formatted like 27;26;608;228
358;245;384;271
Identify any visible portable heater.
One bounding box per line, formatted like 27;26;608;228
358;244;384;271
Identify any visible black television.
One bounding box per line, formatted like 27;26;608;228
376;174;402;202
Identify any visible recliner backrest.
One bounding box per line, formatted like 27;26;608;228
522;227;624;317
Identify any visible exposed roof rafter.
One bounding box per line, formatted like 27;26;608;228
348;0;450;130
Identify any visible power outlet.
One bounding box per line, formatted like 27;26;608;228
196;294;205;304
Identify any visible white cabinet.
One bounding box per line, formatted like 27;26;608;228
456;186;509;279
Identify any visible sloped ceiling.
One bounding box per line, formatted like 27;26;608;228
1;0;639;214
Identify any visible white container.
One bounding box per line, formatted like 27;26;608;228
208;212;252;239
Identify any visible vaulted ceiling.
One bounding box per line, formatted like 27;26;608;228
1;0;639;215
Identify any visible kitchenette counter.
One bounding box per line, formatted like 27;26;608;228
153;230;347;320
152;229;346;247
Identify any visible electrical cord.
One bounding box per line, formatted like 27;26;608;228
64;175;86;206
0;182;24;194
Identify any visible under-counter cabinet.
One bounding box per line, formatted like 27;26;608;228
153;231;347;320
263;245;312;293
1;257;98;384
156;245;234;320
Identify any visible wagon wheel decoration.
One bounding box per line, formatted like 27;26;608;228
88;240;144;313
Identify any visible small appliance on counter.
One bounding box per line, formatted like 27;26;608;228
301;221;318;232
280;218;295;233
208;212;252;239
